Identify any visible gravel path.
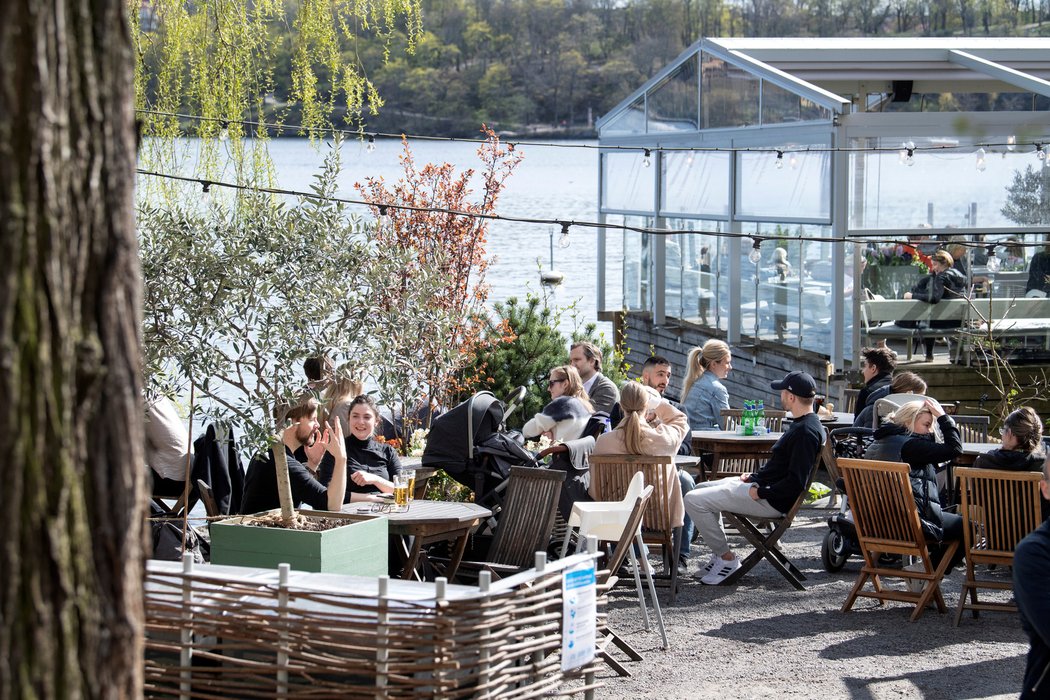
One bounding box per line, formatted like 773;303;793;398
593;506;1028;699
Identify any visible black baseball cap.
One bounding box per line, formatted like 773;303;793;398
770;371;817;398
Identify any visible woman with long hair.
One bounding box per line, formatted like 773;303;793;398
547;365;594;413
319;394;400;501
593;382;689;457
864;399;963;564
681;339;732;431
325;372;364;435
975;407;1045;473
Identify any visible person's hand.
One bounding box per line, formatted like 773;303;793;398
739;474;751;482
351;469;381;487
749;484;760;501
926;398;945;419
327;419;346;461
903;291;912;299
304;427;329;466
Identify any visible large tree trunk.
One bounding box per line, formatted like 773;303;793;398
0;1;144;697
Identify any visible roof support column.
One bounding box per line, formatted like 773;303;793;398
728;147;742;345
654;149;666;326
831;120;850;370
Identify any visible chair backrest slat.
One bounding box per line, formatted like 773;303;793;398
720;408;787;432
956;467;1042;563
489;466;566;567
838;458;926;556
951;415;990;443
589;455;675;538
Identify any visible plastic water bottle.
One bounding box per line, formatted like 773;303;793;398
756;400;766;434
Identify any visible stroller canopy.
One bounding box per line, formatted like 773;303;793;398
422;392;504;474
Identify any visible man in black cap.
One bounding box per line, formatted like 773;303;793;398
684;370;824;585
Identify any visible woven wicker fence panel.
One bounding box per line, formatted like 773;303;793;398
143;563;603;699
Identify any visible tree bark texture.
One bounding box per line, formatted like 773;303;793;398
0;1;144;698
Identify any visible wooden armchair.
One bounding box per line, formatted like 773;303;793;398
589;455;683;603
445;466;565;581
951;415;991;443
953;467;1044;626
837;458;959;621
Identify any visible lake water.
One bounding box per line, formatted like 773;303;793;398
262;137;606;336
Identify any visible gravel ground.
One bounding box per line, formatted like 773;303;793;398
592;504;1029;700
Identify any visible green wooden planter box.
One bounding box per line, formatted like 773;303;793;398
210;509;388;576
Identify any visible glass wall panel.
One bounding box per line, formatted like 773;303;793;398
661;150;731;217
664;219;729;333
848;136;1050;230
647;55;699;133
737;148;831;220
600;96;646;136
761;81;832;125
701;53;759;129
610;216;653;313
741;224;840;355
602;150;656;213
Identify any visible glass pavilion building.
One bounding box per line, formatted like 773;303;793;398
595;38;1050;374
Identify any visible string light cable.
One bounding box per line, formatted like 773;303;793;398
136;167;1050;250
135;108;1049;157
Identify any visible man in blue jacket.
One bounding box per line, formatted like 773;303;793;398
684;371;823;585
1014;456;1050;699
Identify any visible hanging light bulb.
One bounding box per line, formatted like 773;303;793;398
775;150;784;169
376;204;389;231
985;254;1001;273
218;120;229;141
366;134;376;153
200;180;211;194
1037;143;1046;162
558;222;571;249
1006;135;1017;152
686;150;695;166
748;239;762;265
905;145;915;167
642;149;652;168
788;152;799;169
975;147;987;172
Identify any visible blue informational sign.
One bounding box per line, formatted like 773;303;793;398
561;560;597;671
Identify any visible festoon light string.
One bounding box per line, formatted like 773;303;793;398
136;167;1050;255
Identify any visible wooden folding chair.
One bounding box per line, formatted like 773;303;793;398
954;467;1044;626
720;447;824;589
838;458;960;621
589;455;683;603
444;466;565;580
843;387;860;415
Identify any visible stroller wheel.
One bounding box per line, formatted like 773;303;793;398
821;529;848;573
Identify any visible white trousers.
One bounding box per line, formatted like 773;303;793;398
683;478;781;557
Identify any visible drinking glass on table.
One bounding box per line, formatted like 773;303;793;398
402;469;417;502
393;474;410;509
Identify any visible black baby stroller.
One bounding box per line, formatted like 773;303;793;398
422;388;537;518
822;426;874;572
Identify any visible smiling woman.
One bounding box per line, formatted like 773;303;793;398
320;394;401;501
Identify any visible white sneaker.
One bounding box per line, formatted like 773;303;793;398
694;554;719;579
700;557;741;585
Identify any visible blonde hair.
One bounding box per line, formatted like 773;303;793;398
549;365;594;413
931;249;954;268
681;339;731;400
888;400;933;434
615;382;658;454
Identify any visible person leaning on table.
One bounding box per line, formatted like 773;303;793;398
901;249;967;362
1013;454;1050;700
684;371;823;586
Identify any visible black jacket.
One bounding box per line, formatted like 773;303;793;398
855;372;892;420
909;267;967;329
854;383;892;428
747;412;823;513
241;446;329;514
319;434;401;499
1015;520;1050;699
865;416;961;532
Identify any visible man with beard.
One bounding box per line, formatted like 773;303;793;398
241;396;348;514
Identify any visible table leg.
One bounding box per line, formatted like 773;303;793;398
443;528;472;581
400;534;424;581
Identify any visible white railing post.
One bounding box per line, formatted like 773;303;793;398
179;553;194;700
477;570;492;696
277;564;290;696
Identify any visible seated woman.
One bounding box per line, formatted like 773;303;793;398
902;249;967;362
524;396;595;519
320;394;400;502
592;382;691;569
241;397;349;514
863;399;963;565
681;339;732;431
547;365;594;413
854;370;927;430
975;407;1045;472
